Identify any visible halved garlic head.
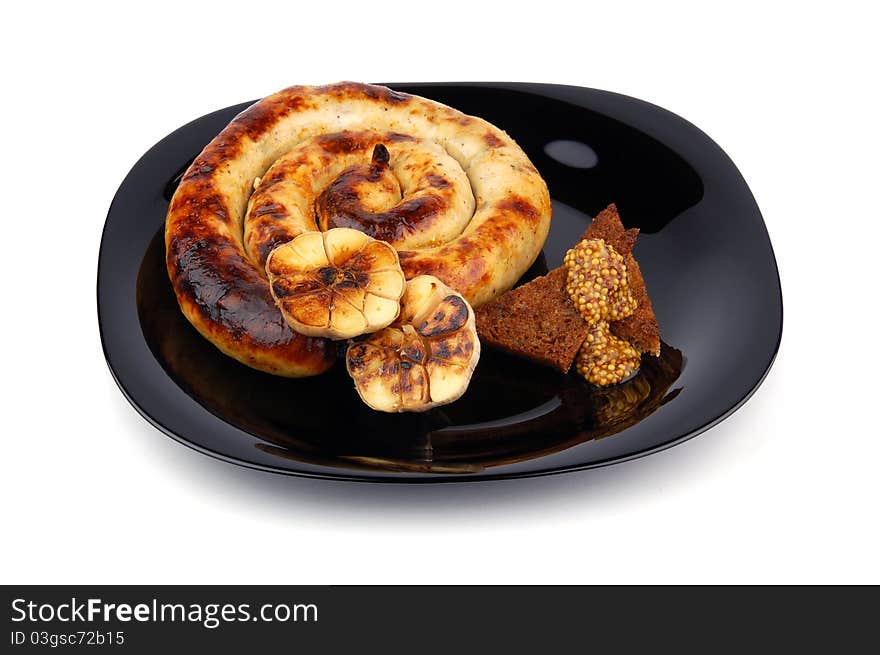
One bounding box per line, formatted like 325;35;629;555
265;228;406;339
346;275;480;412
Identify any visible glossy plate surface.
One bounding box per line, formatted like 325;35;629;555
98;83;782;482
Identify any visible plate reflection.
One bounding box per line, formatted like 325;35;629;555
138;227;683;474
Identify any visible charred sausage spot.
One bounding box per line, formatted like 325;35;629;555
484;132;505;148
347;83;411;105
237;96;306;141
256;232;296;266
425;174;451;189
182;162;214;181
386;132;418;143
251;202;288;220
496;195;540;221
316;132;371;154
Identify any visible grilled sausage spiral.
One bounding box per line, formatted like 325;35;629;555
166;82;551;377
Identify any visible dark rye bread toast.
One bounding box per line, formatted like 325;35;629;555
474;267;591;372
474;204;661;372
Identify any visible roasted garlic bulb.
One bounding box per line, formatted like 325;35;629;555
346;275;480;412
266;228;406;339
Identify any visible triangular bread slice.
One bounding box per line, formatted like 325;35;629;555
474;267;592;373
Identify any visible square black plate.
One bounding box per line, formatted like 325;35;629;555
98;83;782;482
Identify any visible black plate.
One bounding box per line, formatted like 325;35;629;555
98;83;782;482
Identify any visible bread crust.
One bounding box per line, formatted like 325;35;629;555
166;82;551;377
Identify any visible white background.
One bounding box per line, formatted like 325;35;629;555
2;1;878;584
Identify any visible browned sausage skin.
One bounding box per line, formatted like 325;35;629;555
166;82;551;377
166;159;335;377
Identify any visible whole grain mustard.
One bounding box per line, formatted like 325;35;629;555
563;238;640;386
